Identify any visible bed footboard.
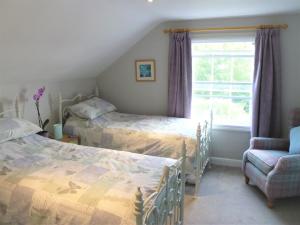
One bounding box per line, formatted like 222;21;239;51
194;114;212;195
134;141;186;225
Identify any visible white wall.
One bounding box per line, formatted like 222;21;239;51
0;78;96;133
97;13;300;160
0;1;161;82
98;23;169;116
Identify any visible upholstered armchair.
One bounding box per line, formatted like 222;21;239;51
242;109;300;208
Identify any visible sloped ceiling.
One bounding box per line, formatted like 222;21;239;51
1;0;300;82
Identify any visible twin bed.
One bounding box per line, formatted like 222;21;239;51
0;88;211;225
0;109;186;225
60;88;212;192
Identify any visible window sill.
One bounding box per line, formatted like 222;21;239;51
212;125;250;132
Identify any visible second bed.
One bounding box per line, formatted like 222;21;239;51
60;89;212;192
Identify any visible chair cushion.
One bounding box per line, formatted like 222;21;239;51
247;150;288;175
289;126;300;154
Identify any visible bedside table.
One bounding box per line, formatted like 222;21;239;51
60;135;80;145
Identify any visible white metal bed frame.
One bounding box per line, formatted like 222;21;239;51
0;97;187;225
0;98;22;119
135;142;186;225
58;87;212;195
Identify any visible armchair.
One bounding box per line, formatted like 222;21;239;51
243;137;300;208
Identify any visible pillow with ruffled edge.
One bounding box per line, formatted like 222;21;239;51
67;97;117;120
0;118;42;144
289;126;300;154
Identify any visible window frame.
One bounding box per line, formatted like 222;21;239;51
191;35;255;131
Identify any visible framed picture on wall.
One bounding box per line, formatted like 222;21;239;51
135;59;156;81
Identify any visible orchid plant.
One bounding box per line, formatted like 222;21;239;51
33;86;49;130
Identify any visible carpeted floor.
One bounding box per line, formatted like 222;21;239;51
184;166;300;225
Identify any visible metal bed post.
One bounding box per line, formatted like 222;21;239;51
194;123;202;195
58;93;63;124
134;141;186;225
180;141;186;224
15;98;21;118
208;109;213;168
95;86;100;97
134;187;144;225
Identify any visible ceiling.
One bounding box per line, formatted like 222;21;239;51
1;0;300;82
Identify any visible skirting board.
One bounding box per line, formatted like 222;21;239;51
210;157;242;168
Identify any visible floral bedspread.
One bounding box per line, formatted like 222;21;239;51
64;112;199;183
0;134;175;225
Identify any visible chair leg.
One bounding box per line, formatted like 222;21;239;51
244;176;249;184
267;199;274;208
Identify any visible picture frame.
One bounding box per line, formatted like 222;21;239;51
135;59;156;81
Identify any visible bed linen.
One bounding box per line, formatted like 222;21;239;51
64;112;199;182
0;134;175;225
0;117;42;143
68;97;117;120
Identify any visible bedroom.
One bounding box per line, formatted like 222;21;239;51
0;0;300;224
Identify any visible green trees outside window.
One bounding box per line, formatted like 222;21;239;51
192;42;254;126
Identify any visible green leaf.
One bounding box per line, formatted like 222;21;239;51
42;119;49;130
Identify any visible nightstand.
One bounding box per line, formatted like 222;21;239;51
60;135;80;145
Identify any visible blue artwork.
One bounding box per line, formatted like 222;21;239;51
139;64;152;77
136;60;155;81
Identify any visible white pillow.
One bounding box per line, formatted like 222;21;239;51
0;118;42;144
68;97;116;120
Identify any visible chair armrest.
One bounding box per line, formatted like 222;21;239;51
272;155;300;173
250;137;289;151
266;155;300;199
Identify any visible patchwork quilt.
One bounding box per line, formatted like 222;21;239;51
64;112;199;182
0;134;175;225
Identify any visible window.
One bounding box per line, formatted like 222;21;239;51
192;41;255;127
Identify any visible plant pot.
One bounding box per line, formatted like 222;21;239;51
37;130;49;138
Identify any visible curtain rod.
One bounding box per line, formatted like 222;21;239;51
163;24;288;33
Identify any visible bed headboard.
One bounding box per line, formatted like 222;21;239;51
0;98;22;119
58;86;100;124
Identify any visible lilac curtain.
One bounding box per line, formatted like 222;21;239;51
252;29;281;137
167;32;192;118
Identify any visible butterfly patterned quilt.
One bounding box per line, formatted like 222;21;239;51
64;112;199;183
0;134;175;225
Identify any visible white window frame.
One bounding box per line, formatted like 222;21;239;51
191;34;255;132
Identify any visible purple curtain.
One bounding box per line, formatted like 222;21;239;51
252;29;281;137
167;32;192;118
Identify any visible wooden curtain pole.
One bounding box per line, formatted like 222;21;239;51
163;24;288;33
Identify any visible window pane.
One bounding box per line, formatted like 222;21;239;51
232;91;251;97
193;57;211;81
192;41;254;126
212;98;251;126
233;58;253;82
214;57;231;81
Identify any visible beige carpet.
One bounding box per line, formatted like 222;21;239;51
184;166;300;225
